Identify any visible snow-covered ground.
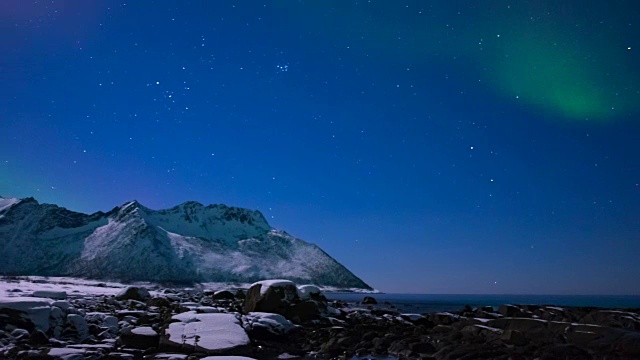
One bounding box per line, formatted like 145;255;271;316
0;276;378;299
0;276;151;298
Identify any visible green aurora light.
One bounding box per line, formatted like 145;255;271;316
277;1;640;122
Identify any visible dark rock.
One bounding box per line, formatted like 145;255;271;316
538;344;593;360
212;290;235;300
0;308;36;332
11;328;30;340
29;330;49;345
120;326;160;349
430;312;461;325
362;296;377;305
501;329;528;346
565;329;602;345
286;301;321;323
489;317;548;334
410;341;436;354
388;340;412;357
581;310;640;330
31;290;68;300
147;297;171;308
362;331;377;342
235;289;246;300
498;304;525;317
479;306;494;313
432;325;453;333
613;331;640;357
115;286;151;301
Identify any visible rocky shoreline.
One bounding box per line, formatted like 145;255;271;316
1;278;639;359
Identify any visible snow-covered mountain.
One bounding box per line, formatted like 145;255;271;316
0;197;371;290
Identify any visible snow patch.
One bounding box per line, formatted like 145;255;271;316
165;312;250;353
131;326;158;336
243;312;296;335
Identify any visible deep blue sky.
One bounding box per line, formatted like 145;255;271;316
2;1;640;294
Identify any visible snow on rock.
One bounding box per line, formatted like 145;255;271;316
121;326;160;349
254;280;298;296
131;326;158;336
401;313;426;322
153;354;189;360
106;353;136;360
201;357;257;360
242;312;296;339
0;296;53;332
163;312;251;355
297;285;322;300
31;290;68;300
0;197;20;213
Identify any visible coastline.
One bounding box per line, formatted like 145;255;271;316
1;276;639;359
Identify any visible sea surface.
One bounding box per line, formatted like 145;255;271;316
325;293;640;314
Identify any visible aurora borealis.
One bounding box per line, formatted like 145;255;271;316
277;0;640;120
1;0;639;294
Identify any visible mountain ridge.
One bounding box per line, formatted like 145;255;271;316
0;196;371;290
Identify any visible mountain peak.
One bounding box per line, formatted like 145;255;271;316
0;197;372;289
0;197;21;213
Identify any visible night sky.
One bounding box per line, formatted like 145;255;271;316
2;1;640;295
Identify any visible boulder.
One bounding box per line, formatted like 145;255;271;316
286;300;322;323
147;297;172;308
11;328;30;339
537;344;592;360
235;290;246;300
243;280;299;315
460;325;503;341
565;330;602;345
298;285;326;301
47;347;101;359
489;317;548;333
498;304;525;317
121;326;159;349
212;290;235;300
0;297;53;332
430;312;462;326
362;296;377;305
489;317;554;343
66;314;89;340
614;331;640;357
242;312;296;340
30;329;49;345
501;329;527;346
581;310;640;330
115;286;151;301
31;290;68;300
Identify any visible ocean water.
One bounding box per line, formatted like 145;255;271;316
325;293;640;314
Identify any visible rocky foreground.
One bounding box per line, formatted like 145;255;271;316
1;279;640;359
